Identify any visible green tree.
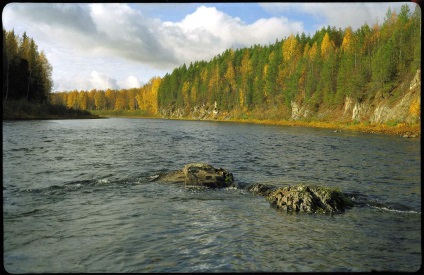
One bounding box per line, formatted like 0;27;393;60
3;29;53;103
410;4;421;72
3;29;19;101
224;58;236;110
317;33;338;105
336;27;356;102
372;37;396;95
239;50;252;109
263;50;279;105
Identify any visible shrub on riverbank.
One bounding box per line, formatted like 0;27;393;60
90;109;153;118
2;100;100;120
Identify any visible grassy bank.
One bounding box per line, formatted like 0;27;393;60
226;118;421;137
89;109;420;138
3;100;102;120
91;109;153;118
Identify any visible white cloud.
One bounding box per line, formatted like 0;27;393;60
160;6;303;63
246;17;303;42
3;3;304;68
119;75;143;89
259;2;418;31
8;3;414;92
3;3;305;91
90;71;118;90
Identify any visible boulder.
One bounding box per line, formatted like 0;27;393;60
153;163;353;214
182;162;234;188
150;170;186;183
246;183;275;196
265;184;353;214
152;162;234;188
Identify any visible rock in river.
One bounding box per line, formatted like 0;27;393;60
263;184;353;214
246;183;275;196
153;163;353;214
152;162;234;188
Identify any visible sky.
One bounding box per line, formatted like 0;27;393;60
2;2;419;92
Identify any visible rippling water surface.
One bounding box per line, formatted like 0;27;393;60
3;118;421;272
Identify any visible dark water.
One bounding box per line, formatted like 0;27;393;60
3;118;421;272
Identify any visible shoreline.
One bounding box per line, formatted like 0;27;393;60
6;105;418;137
3;115;103;120
2;112;103;120
2;100;104;121
93;113;421;138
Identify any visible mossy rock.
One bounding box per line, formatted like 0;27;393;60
153;164;353;214
152;163;234;188
247;183;275;196
265;184;353;214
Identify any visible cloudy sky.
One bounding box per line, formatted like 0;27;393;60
2;2;418;92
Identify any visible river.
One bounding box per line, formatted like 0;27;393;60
3;118;421;272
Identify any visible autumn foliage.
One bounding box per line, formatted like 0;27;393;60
3;29;53;103
50;5;420;122
50;77;161;115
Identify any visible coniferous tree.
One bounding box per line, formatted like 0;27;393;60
3;29;53;103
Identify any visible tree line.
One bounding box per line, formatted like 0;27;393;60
3;29;53;103
51;4;420;117
50;77;161;115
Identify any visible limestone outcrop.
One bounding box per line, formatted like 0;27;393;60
288;69;421;127
152;162;234;188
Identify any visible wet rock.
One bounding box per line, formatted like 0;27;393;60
265;184;353;214
182;162;234;188
246;183;275;196
153;163;353;214
152;162;234;188
402;132;418;138
151;170;186;183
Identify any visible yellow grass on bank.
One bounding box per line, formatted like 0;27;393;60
225;117;421;137
91;110;420;138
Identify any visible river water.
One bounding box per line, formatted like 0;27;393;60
3;118;421;272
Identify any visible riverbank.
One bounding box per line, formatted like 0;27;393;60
90;110;420;138
224;118;421;138
3;100;102;120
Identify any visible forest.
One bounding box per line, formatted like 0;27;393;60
3;29;53;103
2;29;98;119
7;5;421;124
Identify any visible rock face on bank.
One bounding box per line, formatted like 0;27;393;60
153;163;353;214
152;162;234;188
158;69;420;138
250;184;354;214
292;69;421;126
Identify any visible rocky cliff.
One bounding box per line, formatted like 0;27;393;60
159;101;220;120
292;69;421;125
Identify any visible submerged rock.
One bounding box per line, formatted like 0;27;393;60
265;184;353;214
152;162;234;188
